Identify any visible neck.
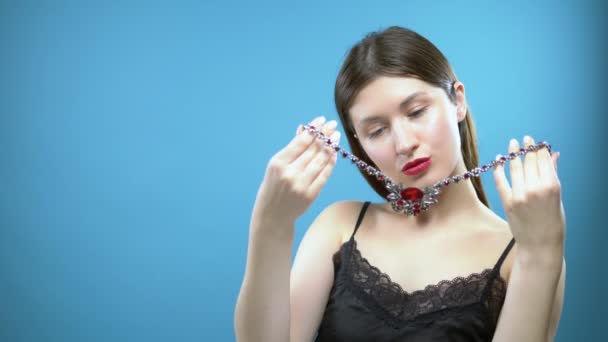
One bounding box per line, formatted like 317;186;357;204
381;160;486;228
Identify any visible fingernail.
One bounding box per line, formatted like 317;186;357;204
494;154;503;169
510;138;518;147
334;131;341;144
524;136;531;144
312;116;326;126
326;120;337;130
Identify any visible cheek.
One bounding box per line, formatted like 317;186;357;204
424;109;460;147
365;145;393;168
433;115;463;168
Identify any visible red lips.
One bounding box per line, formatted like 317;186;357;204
402;158;431;176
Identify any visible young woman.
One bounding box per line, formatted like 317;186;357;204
235;26;566;342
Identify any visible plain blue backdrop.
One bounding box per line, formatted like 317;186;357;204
1;0;606;341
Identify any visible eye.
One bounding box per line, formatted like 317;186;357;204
368;127;385;138
409;107;427;117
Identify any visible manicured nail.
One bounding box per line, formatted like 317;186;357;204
334;131;341;144
325;120;337;130
312;116;326;125
494;154;504;169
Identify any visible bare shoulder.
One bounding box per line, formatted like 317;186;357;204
476;206;516;281
289;200;369;340
306;200;368;245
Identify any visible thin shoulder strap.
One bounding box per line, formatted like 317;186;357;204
481;237;517;303
350;201;371;240
493;237;516;272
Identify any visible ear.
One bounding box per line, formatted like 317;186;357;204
453;81;467;123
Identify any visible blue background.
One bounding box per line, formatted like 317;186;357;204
1;1;606;341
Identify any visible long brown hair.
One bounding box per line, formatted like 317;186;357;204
334;26;489;207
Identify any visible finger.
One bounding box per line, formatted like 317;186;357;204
537;144;556;185
552;151;559;172
508;138;525;201
523;135;539;187
275;116;326;163
320;119;338;140
309;118;338;142
290;120;338;170
307;140;340;199
493;154;512;203
299;130;340;186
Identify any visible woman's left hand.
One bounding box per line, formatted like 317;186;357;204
493;136;566;253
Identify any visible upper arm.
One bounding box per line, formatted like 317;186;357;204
289;201;359;342
492;246;565;342
547;257;566;341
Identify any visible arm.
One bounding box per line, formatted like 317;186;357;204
548;257;566;340
492;247;566;342
234;202;349;342
290;201;357;341
234;116;341;341
234;216;296;342
492;136;566;341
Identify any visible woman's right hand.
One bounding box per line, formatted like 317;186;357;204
252;116;341;228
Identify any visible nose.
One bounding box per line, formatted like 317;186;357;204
392;123;417;156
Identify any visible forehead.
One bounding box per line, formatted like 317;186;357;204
349;76;442;124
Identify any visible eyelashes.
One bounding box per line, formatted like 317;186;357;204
409;107;427;118
367;107;428;139
368;128;385;138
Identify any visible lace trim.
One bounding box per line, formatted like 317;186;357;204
335;239;508;328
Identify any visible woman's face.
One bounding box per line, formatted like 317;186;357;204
349;76;467;189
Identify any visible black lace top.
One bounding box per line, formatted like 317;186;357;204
315;202;515;342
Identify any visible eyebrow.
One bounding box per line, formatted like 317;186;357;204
358;91;426;126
